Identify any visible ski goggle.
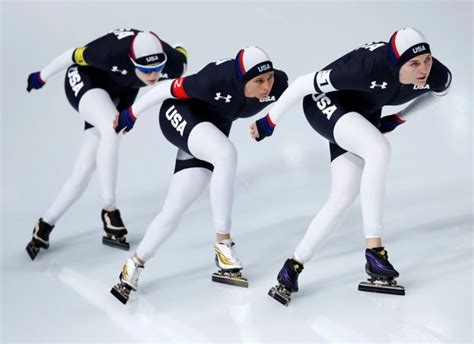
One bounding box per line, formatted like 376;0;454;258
131;54;167;74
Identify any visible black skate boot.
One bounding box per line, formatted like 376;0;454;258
358;247;405;295
26;218;54;260
268;258;304;306
101;209;129;250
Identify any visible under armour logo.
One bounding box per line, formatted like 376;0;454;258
214;93;232;103
111;66;128;75
370;81;387;89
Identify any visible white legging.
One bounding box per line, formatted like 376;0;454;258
136;166;212;261
43;89;120;224
294;111;391;263
188;122;237;233
136;122;238;262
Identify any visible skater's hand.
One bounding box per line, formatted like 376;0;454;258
249;122;260;140
27;72;45;92
380;113;405;134
114;108;136;134
113;115;125;134
251;114;275;142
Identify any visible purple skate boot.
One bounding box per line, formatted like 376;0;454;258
358;247;405;295
268;258;304;306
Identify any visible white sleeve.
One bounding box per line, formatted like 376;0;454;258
40;48;75;81
130;79;175;118
268;72;317;124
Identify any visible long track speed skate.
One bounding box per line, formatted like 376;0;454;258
101;209;130;250
268;284;293;306
358;247;405;296
111;281;133;305
26;218;54;260
212;241;248;288
212;269;248;288
110;256;144;304
268;258;304;306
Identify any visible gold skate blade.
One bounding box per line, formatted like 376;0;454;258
358;281;405;295
102;236;130;251
268;286;291;306
212;272;248;288
110;284;131;304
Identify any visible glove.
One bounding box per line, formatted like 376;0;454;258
27;72;45;92
115;108;136;133
255;114;276;142
379;114;406;134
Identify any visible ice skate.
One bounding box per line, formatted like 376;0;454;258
358;247;405;295
110;256;144;304
26;218;54;260
101;208;130;250
268;258;304;306
212;240;248;288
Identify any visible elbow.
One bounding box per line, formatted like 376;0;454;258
291;72;317;95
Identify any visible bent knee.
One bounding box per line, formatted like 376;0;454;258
214;141;238;167
372;136;391;160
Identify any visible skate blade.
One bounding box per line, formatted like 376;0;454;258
358;281;405;296
26;243;39;261
110;284;130;305
212;272;248;288
268;286;291;306
102;236;130;251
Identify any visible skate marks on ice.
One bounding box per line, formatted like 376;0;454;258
309;312;452;343
57;266;211;342
384;212;473;289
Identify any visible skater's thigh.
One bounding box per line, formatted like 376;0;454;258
187;122;235;163
333;111;388;158
302;92;354;143
64;65;97;112
78;89;118;131
164;156;212;210
329;152;364;197
159;99;206;155
159;99;234;160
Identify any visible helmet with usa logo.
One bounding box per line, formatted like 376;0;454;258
388;27;431;67
130;31;167;74
235;46;274;84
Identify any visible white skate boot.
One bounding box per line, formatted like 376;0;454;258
110;255;144;304
212;240;248;288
